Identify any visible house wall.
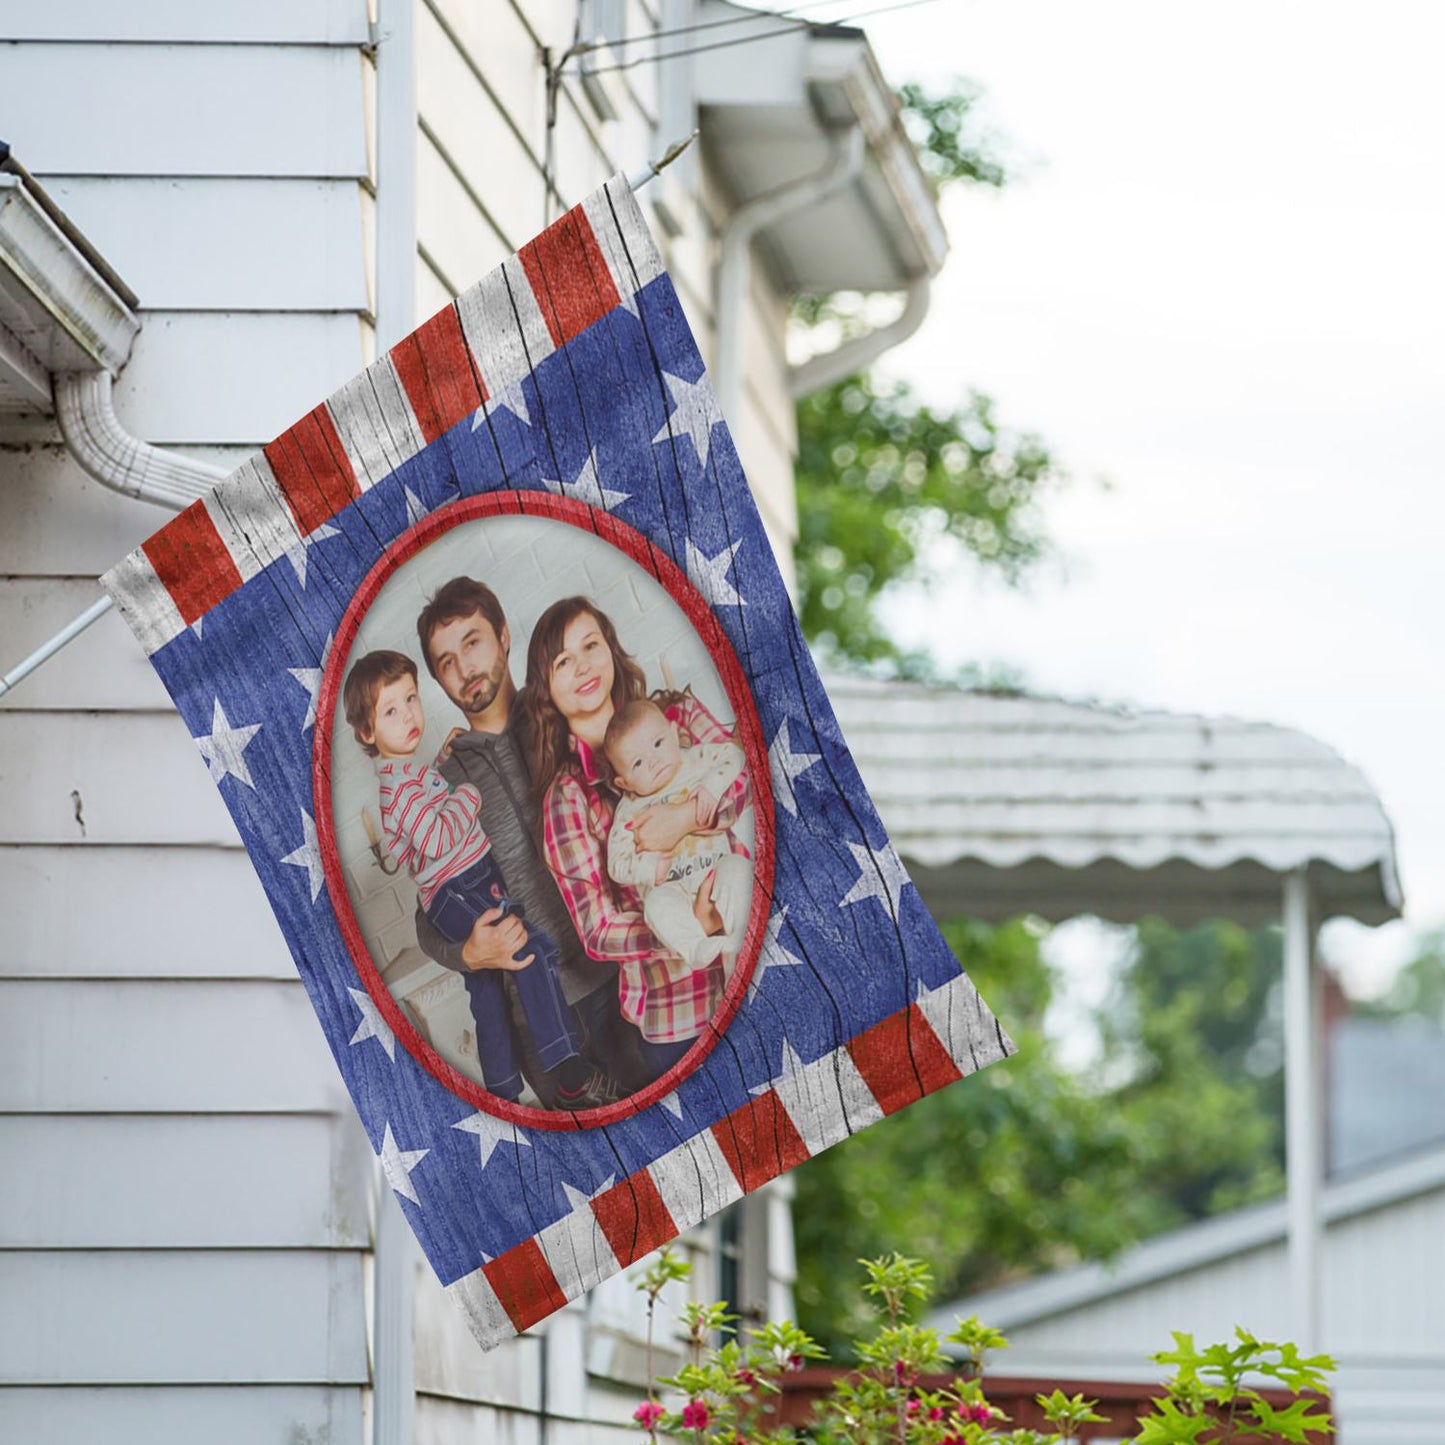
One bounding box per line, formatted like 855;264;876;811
984;1185;1445;1445
0;1;800;1440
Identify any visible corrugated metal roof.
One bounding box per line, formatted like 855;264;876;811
825;674;1402;927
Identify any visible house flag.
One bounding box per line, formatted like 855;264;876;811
101;175;1014;1349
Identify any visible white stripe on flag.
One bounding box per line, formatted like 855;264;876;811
207;453;306;571
537;1197;619;1302
328;358;427;490
585;177;665;301
456;259;555;400
444;1268;516;1351
646;1126;745;1236
101;548;186;656
916;973;1014;1076
771;1046;885;1157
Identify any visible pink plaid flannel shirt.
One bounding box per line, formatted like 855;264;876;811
541;696;748;1043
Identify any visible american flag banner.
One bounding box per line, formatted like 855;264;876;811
101;175;1014;1349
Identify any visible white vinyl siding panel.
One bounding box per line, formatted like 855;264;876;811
40;179;370;314
112;311;368;444
0;979;343;1114
0;1114;372;1248
0;848;294;979
0;0;368;44
0;1250;368;1384
2;45;370;180
0;1386;365;1445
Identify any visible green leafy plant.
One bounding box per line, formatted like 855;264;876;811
631;1253;1334;1445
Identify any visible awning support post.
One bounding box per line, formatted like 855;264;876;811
1282;867;1322;1351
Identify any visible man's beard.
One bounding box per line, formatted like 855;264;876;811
455;659;506;716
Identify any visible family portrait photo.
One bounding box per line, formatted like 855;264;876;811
324;504;763;1117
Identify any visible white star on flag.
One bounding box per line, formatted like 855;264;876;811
840;839;912;918
453;1110;532;1171
685;539;745;609
404;486;428;527
561;1174;616;1213
347;986;396;1061
653;370;719;469
751;1038;808;1098
281;808;325;902
769;720;821;817
379;1123;428;1206
472;375;531;429
748;906;806;999
541;449;629;510
281;522;340;589
655;1089;684;1119
287;665;323;732
195;698;262;788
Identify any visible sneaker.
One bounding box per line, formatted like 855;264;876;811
555;1067;626;1111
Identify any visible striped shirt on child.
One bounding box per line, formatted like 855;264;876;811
376;758;491;906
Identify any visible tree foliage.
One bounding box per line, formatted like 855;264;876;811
793;918;1289;1353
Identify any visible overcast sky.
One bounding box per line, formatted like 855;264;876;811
809;0;1445;994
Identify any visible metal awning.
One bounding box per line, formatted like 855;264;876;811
827;672;1402;929
695;2;948;294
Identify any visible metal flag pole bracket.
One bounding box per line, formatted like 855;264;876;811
0;594;114;701
627;129;699;192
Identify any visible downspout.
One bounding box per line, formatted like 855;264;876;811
714;123;864;434
370;0;418;1440
54;370;226;510
787;273;931;398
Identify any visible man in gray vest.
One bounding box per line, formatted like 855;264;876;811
412;576;644;1103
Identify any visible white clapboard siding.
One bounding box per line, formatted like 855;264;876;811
414;1266;544;1411
0;1113;372;1248
0;0;368;44
4;45;368;180
113;311;370;444
0;1250;368;1384
41;178;370;313
0;979;344;1113
0;449;256;576
0;1386;365;1445
417;132;514;294
0;579;173;712
0;713;244;847
0;847;294;979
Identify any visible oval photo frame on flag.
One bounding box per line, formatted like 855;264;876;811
314;492;775;1128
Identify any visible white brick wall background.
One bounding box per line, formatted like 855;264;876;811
328;513;735;978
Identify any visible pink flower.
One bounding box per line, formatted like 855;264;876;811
633;1400;665;1428
680;1399;711;1430
735;1367;758;1386
906;1399;921;1416
893;1360;918;1387
786;1353;805;1372
962;1402;993;1425
928;1406;946;1422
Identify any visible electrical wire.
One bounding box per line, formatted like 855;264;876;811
567;0;879;59
571;0;943;76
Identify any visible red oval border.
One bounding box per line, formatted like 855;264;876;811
313;491;776;1131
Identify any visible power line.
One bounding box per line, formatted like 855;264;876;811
572;0;942;77
569;0;868;60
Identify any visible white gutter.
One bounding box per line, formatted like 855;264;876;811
787;273;931;398
714;122;865;433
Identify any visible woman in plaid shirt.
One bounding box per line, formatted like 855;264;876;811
519;596;750;1080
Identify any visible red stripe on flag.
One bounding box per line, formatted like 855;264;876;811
263;403;359;535
591;1171;678;1269
483;1238;570;1334
390;305;486;444
141;502;245;626
711;1091;811;1195
521;206;621;347
847;1005;963;1117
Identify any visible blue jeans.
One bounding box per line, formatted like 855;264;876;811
426;853;581;1100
